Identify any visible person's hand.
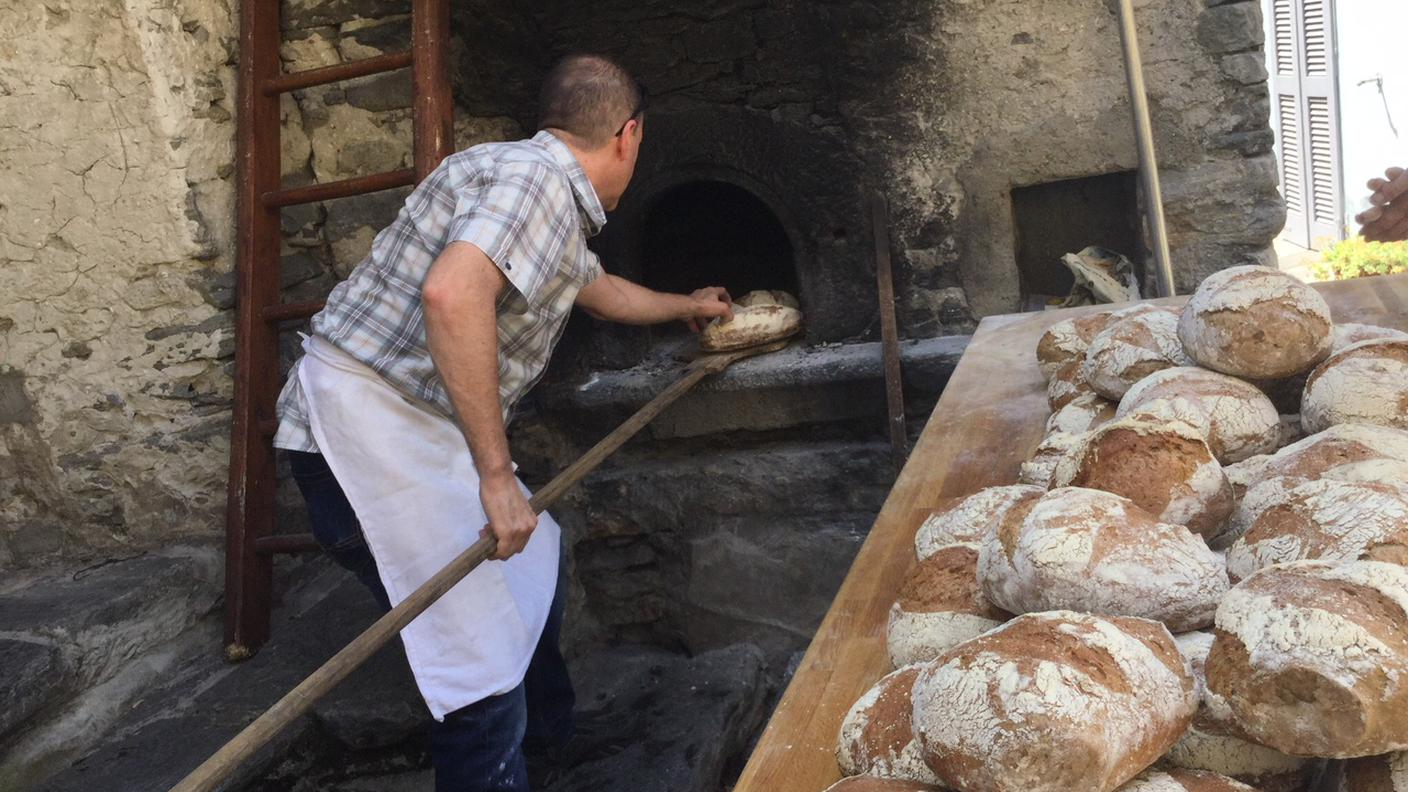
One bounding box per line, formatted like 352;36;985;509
1356;166;1408;242
479;470;537;560
682;287;734;333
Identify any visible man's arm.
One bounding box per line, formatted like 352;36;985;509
422;241;536;561
576;272;734;332
1357;166;1408;242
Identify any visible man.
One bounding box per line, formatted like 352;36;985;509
1357;165;1408;242
272;54;733;791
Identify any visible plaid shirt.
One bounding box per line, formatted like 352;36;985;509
274;130;607;453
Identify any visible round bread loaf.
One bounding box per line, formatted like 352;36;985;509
1333;323;1408;352
1018;431;1084;487
1343;751;1408;791
1049;356;1096;410
1302;339;1408;434
1037;311;1116;380
1223;423;1408;497
1116;768;1258;791
735;289;800;309
1117;367;1280;463
1206;560;1408;758
699;302;802;351
823;777;945;792
1222;458;1408;552
978;487;1229;631
1177;266;1333;379
911;610;1196;792
1082;307;1192;400
1165;631;1316;791
1225;478;1408;582
1050;415;1233;539
888;543;1009;667
914;485;1044;560
1047;392;1118;436
837;664;941;783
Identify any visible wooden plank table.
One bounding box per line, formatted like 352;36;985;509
732;272;1408;792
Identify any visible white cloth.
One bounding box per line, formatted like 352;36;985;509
297;335;560;720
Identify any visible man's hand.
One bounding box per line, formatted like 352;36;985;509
683;287;734;333
1356;166;1408;242
479;470;538;560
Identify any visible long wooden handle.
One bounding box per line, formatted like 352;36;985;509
171;355;742;792
1115;0;1176;298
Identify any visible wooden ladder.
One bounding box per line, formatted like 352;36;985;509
224;0;454;659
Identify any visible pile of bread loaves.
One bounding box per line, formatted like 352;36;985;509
829;266;1408;792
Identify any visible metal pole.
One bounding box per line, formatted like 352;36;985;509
1115;0;1177;298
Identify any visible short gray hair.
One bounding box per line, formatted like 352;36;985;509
537;54;643;148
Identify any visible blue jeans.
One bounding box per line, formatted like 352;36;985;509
287;450;575;792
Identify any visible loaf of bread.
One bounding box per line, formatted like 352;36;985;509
735;289;800;309
699;301;802;351
1082;307;1192;400
1049;356;1097;410
1038;311;1116;380
1302;339;1408;434
1050;415;1233;539
1047;392;1118;436
1115;768;1258;791
1333;322;1408;352
914;485;1043;560
1223;458;1408;553
1116;366;1280;463
1018;431;1084;487
979;488;1228;631
1223;423;1408;498
1177;266;1333;379
822;777;944;792
1343;751;1408;791
1165;631;1316;791
888;543;1009;667
1206;560;1408;757
1225;478;1408;582
837;664;941;783
911;611;1196;792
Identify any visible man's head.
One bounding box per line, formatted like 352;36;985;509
538;54;646;211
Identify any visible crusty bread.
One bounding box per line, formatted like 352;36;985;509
1206;560;1408;758
699;302;802;351
1343;751;1408;791
978;487;1229;631
1115;768;1258;791
837;664;941;783
1333;323;1408;352
1049;356;1096;410
1018;431;1084;487
914;485;1044;560
1038;311;1116;380
1225;477;1408;582
1166;631;1316;791
887;543;1009;667
1082;308;1192;400
822;777;945;792
1050;415;1233;540
1116;367;1280;463
1223;459;1408;553
735;289;800;309
1177;266;1333;379
1302;340;1408;434
911;611;1196;792
1047;392;1118;436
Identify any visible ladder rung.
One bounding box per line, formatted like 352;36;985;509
263;169;415;208
264;299;325;323
263;51;413;95
255;534;321;554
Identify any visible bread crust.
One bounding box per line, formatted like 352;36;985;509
1302;339;1408;434
1177;266;1333;379
1082;308;1192;400
888;543;1009;667
699;303;802;351
1038;311;1116;380
837;664;941;783
914;485;1044;560
1117;366;1280;463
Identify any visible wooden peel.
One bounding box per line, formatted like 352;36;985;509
170;337;791;792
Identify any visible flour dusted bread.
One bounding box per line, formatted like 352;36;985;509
1018;431;1083;487
914;485;1043;560
1115;768;1258;791
1165;632;1316;791
1050;415;1233;539
1082;306;1192;400
1177;265;1333;378
978;487;1228;631
1049;356;1097;410
699;301;801;351
1343;751;1408;791
735;289;800;309
1302;339;1408;433
887;543;1009;667
1047;392;1118;436
1117;366;1280;463
1333;323;1408;351
910;611;1196;792
823;777;945;792
1225;477;1408;582
837;664;941;783
1037;311;1116;380
1206;560;1408;757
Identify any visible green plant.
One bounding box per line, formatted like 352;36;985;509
1311;236;1408;281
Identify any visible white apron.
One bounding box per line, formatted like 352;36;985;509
297;335;560;720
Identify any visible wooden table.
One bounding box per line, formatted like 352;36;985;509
732;272;1408;792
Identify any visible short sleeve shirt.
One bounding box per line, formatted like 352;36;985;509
274;130;607;453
